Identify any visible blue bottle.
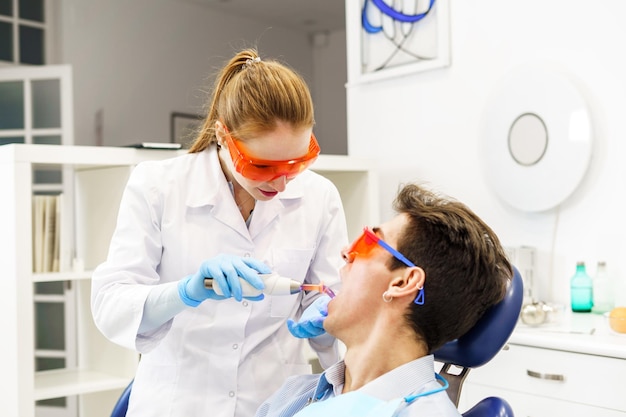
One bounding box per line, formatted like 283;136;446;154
570;261;593;312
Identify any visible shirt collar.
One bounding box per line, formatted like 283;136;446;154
358;355;437;401
314;360;346;400
315;355;437;401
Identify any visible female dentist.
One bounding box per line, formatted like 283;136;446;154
91;48;348;417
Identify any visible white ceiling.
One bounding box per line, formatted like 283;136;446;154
179;0;346;34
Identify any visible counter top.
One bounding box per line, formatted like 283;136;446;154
509;311;626;359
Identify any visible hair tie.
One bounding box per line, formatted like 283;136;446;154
243;56;261;69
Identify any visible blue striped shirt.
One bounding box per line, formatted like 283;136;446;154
255;355;461;417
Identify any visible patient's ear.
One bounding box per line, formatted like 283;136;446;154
388;267;425;300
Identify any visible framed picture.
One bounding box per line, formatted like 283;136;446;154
354;0;451;84
170;112;203;148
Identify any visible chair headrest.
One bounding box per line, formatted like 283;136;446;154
433;266;524;368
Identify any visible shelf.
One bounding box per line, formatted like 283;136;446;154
32;184;63;193
32;270;94;282
34;369;132;401
33;294;66;302
0;144;373;172
0;143;185;168
510;313;626;359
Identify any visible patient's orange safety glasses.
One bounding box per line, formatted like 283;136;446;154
343;227;380;263
224;128;320;182
345;227;416;267
344;227;424;305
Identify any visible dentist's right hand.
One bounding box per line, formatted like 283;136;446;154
178;254;271;306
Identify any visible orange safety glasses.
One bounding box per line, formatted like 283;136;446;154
345;227;424;305
224;128;320;182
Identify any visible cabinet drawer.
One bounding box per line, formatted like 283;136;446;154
464;344;626;411
462;384;626;417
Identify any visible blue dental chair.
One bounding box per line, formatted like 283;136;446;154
111;268;523;417
433;266;524;417
111;381;132;417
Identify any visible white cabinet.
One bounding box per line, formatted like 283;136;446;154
459;313;626;416
464;383;625;417
0;144;379;417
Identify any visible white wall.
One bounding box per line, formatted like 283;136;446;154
56;0;316;147
346;0;626;306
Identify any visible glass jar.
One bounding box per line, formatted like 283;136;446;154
592;261;614;314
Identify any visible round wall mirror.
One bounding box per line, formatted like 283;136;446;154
508;113;548;166
482;65;593;212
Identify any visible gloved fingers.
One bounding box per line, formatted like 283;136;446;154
308;316;326;327
204;262;234;299
241;257;272;274
180;274;227;306
222;262;243;302
313;295;331;315
232;258;266;290
302;320;324;335
198;254;270;301
199;271;228;300
286;319;300;337
285;295;330;338
286;319;314;338
287;319;324;338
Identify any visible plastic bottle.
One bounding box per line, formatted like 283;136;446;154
570;261;593;312
592;261;614;314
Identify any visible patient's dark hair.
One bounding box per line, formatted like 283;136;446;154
390;183;512;352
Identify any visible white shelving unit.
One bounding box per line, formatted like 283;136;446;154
0;144;379;417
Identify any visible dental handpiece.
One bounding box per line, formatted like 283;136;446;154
203;272;301;297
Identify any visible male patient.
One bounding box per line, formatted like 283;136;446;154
256;183;512;417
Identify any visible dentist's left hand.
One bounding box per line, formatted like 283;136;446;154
178;254;271;306
287;295;331;338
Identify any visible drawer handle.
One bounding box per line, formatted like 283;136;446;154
526;370;564;381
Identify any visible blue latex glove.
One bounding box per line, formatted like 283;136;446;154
178;254;271;306
287;295;331;338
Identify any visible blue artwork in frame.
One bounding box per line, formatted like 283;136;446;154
357;0;450;83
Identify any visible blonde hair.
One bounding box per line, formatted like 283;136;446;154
188;48;314;153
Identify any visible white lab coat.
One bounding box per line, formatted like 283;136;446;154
91;146;348;417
